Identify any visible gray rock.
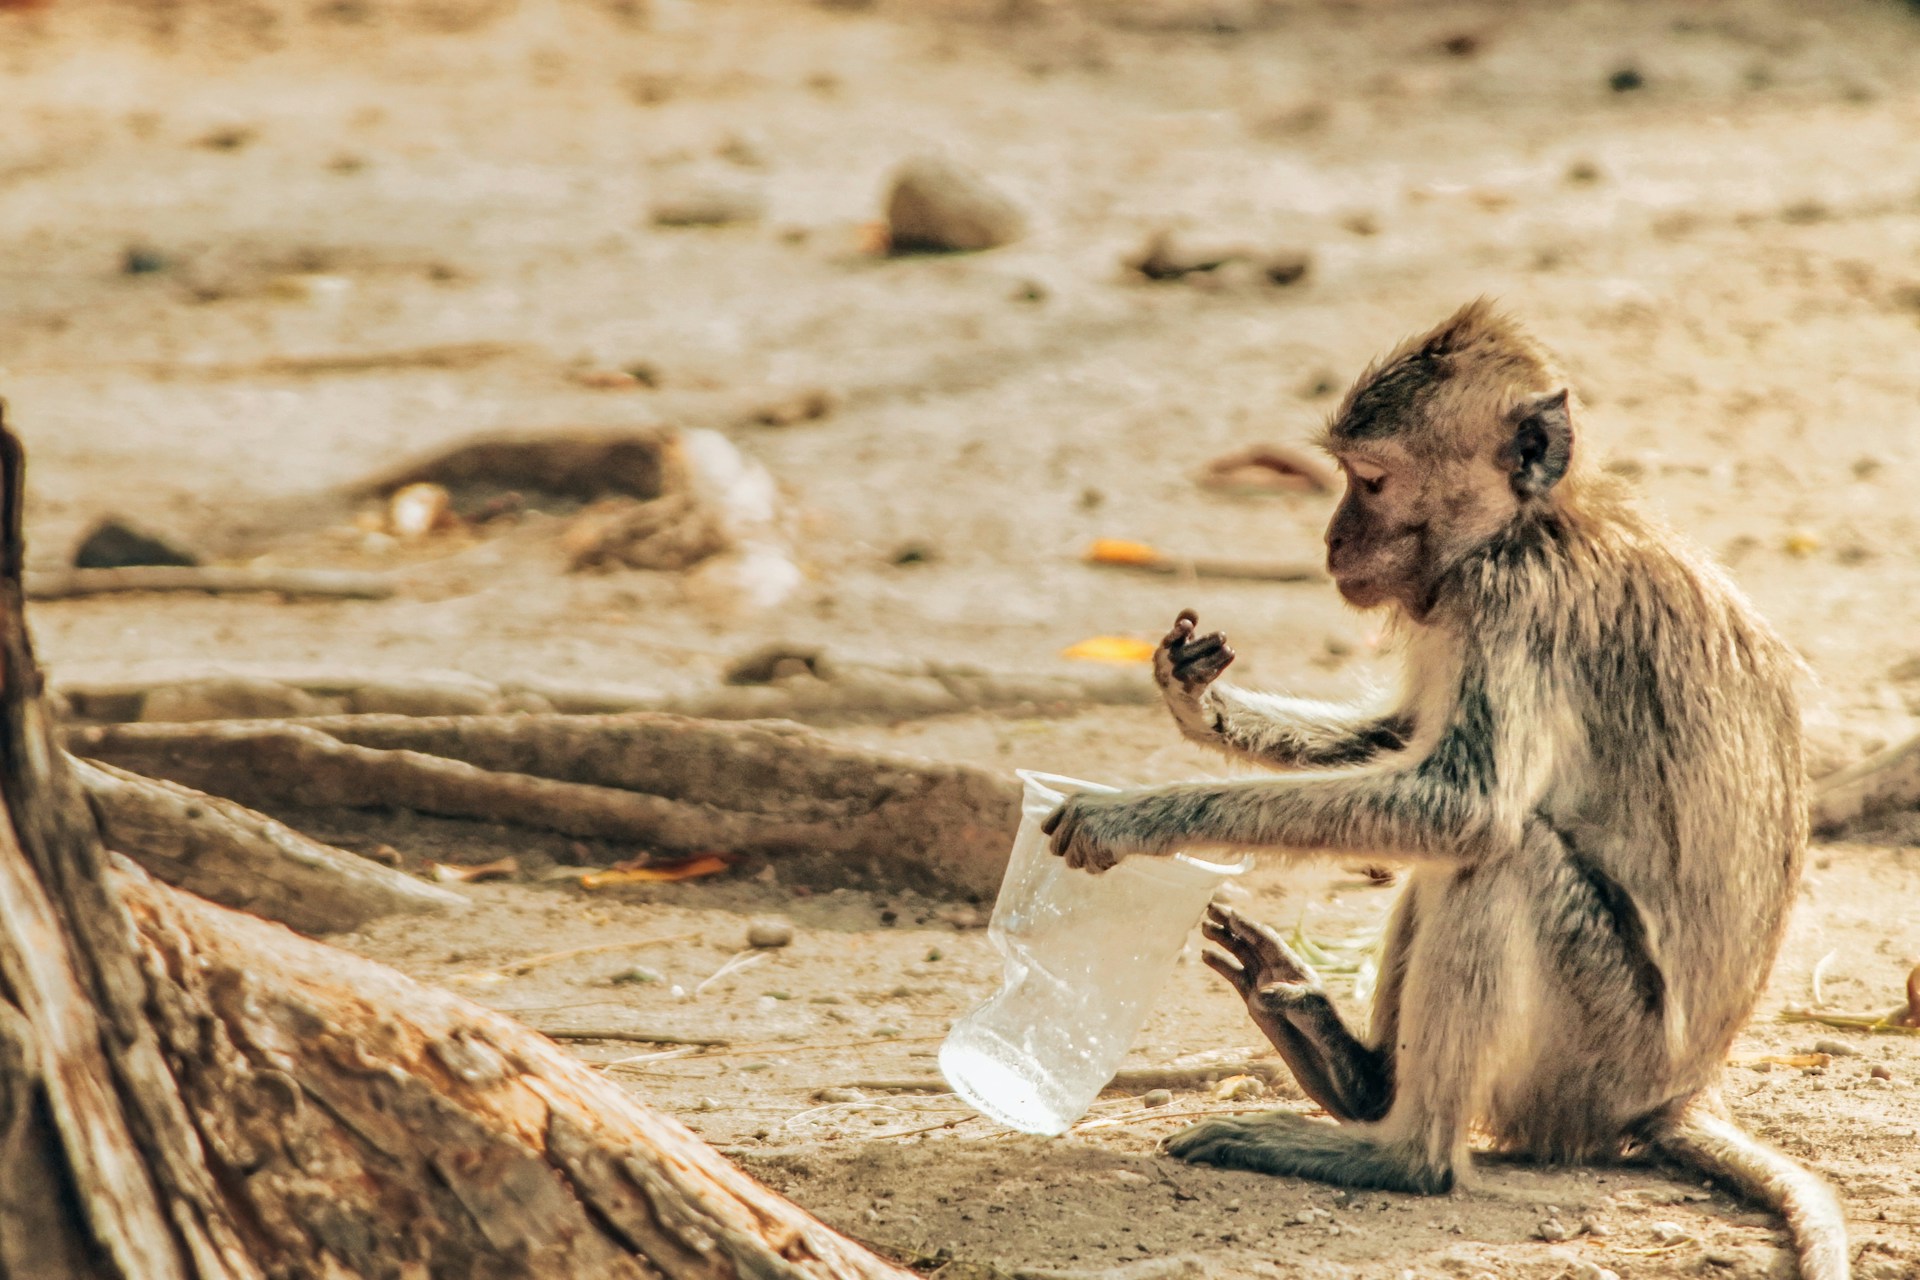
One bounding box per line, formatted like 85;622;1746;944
747;915;795;948
885;156;1025;253
649;183;765;227
73;517;199;569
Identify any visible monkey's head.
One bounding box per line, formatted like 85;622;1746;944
1316;299;1574;619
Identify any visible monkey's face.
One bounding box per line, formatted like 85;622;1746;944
1322;443;1448;616
1318;301;1578;618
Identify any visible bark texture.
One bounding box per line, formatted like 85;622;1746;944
0;410;917;1279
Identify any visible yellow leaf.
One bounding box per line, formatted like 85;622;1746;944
581;854;733;889
1085;538;1162;566
1061;636;1155;664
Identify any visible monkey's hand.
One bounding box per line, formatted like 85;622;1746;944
1041;793;1171;873
1199;903;1321;1002
1154;609;1234;736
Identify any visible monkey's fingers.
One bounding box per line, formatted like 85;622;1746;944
1160;612;1199;651
1041;804;1065;836
1201;947;1255;997
1174;639;1235;683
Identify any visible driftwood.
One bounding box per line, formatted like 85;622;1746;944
1812;732;1920;836
54;657;1156;726
68;711;1024;897
0;409;914;1279
74;758;465;934
26;566;394;601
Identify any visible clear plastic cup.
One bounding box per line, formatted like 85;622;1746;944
939;770;1249;1135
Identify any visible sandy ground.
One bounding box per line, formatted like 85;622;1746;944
4;0;1920;1274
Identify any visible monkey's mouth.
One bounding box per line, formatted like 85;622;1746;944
1333;574;1389;609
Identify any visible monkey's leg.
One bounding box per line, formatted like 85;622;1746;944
1199;904;1391;1123
1170;866;1526;1194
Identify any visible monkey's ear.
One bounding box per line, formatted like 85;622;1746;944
1508;389;1572;497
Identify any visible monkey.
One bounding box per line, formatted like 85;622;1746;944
1042;300;1848;1279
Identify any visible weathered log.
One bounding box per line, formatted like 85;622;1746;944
0;409;918;1278
69;712;1023;896
74;758;465;934
26;566;394;601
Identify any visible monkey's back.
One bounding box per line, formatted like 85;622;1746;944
1478;495;1807;1144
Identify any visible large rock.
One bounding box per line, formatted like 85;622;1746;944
884;156;1025;253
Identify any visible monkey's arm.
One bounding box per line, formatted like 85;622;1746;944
1045;707;1517;871
1184;686;1414;771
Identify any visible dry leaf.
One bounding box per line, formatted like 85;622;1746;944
580;853;732;889
430;856;518;883
1061;636;1156;664
1085;538;1161;566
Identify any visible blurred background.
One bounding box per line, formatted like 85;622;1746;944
5;1;1920;1272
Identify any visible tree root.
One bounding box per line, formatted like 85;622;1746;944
1812;732;1920;836
26;566;394;600
53;655;1155;726
67;711;1023;897
74;758;465;934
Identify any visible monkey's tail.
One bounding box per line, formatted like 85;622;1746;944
1652;1107;1849;1280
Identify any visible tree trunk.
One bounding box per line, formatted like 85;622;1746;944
0;411;914;1279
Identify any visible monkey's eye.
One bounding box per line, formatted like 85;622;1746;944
1345;462;1388;496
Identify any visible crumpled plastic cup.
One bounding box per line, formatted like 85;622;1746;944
939;770;1248;1135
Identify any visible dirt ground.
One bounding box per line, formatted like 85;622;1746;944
5;0;1920;1274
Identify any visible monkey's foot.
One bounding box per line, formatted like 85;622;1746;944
1164;1110;1450;1194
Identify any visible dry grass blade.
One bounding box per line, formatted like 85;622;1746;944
536;1025;732;1047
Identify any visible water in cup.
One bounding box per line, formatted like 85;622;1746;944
939;770;1248;1135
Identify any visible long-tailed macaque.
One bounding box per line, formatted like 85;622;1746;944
1043;301;1847;1279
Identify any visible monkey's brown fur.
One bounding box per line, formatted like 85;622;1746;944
1046;301;1848;1279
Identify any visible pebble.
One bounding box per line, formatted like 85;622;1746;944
1534;1218;1570;1242
1870;1064;1894;1081
884;155;1025;253
815;1086;865;1104
1141;1088;1173;1108
1812;1038;1860;1058
1566;1260;1619;1280
1649;1221;1691;1245
649;183;765;227
73;516;199;569
747;916;795;948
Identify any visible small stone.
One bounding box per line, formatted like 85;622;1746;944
72;517;199;569
1142;1088;1173;1108
649;183;765;228
1870;1064;1894;1081
1812;1038;1860;1057
746;916;795;948
1608;66;1645;92
1112;1169;1151;1187
1649;1221;1691;1246
122;245;169;275
611;965;663;985
1534;1218;1570;1242
1568;1265;1618;1280
884;155;1025;254
814;1086;864;1103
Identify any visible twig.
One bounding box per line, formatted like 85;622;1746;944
693;950;768;997
448;932;699;984
875;1113;986;1140
27;566;394;601
1779;1010;1920;1036
536;1026;732;1047
846;1058;1289;1096
702;1033;945;1058
1088;555;1323;584
599;1046;701;1067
